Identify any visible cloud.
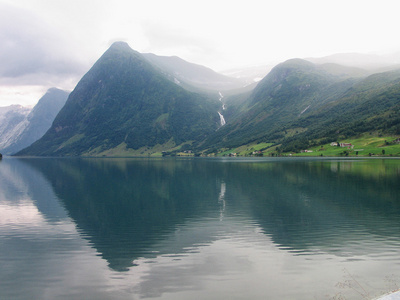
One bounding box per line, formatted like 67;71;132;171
1;0;400;106
0;3;89;86
141;20;220;63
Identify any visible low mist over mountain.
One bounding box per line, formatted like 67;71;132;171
306;52;400;72
18;42;221;156
142;53;249;92
220;64;273;84
1;88;69;154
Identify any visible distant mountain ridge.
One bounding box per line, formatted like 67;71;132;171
306;52;400;72
0;105;31;151
2;88;69;154
0;88;69;154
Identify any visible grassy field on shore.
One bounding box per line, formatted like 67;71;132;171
291;135;400;157
214;135;400;157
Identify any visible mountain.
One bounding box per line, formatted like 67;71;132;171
142;53;249;92
13;46;400;157
201;58;359;149
17;42;221;156
306;52;400;72
0;105;31;152
316;63;368;78
1;88;69;155
200;58;400;153
280;68;400;151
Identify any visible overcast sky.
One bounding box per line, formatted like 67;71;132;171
1;0;400;107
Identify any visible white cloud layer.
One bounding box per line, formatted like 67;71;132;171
1;0;400;106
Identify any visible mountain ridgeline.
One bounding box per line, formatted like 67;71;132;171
18;42;221;156
0;88;68;155
3;88;69;154
16;42;400;156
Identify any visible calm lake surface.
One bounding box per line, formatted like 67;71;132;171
1;157;400;300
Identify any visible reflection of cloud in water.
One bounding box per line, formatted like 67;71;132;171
131;239;254;299
0;158;68;222
119;219;397;300
0;161;113;299
128;221;265;299
0;199;43;226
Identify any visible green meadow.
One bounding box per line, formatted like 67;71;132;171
290;135;400;157
214;135;400;157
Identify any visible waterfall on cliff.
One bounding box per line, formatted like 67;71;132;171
218;91;226;126
218;112;226;126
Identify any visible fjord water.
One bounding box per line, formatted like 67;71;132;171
1;157;400;299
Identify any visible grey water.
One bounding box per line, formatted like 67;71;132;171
1;157;400;300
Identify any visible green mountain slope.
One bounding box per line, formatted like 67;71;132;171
17;42;221;156
201;59;400;153
202;59;357;149
280;69;400;151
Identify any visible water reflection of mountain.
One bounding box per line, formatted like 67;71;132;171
223;159;400;255
23;157;400;271
0;158;68;221
24;158;225;271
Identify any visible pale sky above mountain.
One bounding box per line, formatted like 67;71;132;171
1;0;400;106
